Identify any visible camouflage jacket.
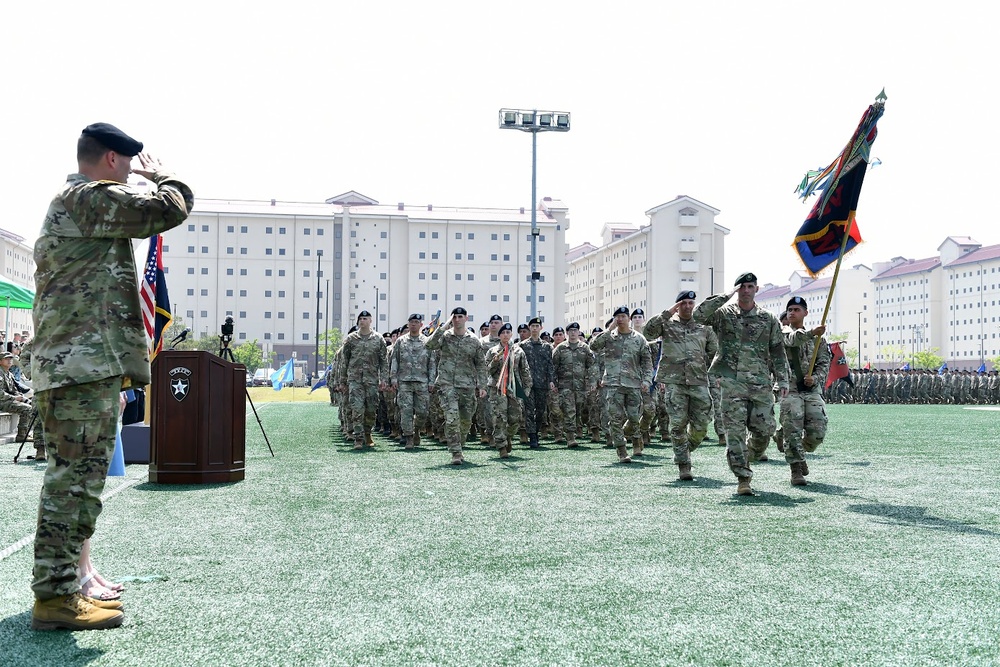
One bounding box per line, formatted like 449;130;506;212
782;327;831;393
0;366;21;401
693;294;788;390
486;342;532;395
425;326;486;390
643;312;719;386
518;338;555;388
552;340;594;391
338;330;388;386
16;341;31;381
389;333;437;384
589;327;653;389
32;171;193;393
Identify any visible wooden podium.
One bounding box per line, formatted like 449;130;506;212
150;350;246;484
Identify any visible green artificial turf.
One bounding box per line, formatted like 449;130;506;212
1;403;998;666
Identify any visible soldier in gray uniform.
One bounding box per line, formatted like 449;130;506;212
643;291;719;481
589;306;653;463
552;322;594;448
338;311;388;449
519;316;555;448
779;297;830;486
693;272;788;496
31;123;193;630
426;307;487;464
390;314;436;449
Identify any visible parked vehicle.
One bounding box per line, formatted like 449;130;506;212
251;368;273;386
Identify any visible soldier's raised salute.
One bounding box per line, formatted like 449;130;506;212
693;272;788;496
425;307;487;465
31;123;194;630
589;306;653;464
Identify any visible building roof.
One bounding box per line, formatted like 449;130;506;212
757;284;791;300
944;242;1000;268
936;235;980;251
190;198;561;225
644;195;721;217
873;256;941;280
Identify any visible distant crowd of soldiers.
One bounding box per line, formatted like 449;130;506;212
825;368;1000;405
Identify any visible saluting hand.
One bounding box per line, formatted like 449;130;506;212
131;152;166;179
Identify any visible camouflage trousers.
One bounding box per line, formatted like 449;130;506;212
709;378;725;438
558;387;586;442
719;376;776;479
522;387;548;435
489;388;521;449
396;381;429;436
663;383;712;465
476;389;494;441
546;389;563;436
439;386;477;453
654;387;669;437
347;381;379;438
606;386;643;449
779;390;827;465
637;387;655;437
32;376;121;600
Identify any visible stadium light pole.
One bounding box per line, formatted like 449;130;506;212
315;249;322;378
325;278;330;366
499;108;570;321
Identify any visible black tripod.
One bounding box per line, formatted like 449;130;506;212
220;334;274;457
13;412;37;464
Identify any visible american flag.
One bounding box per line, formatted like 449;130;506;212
140;234;172;360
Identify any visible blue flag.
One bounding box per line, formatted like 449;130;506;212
900;362;910;371
937;363;948;375
310;365;332;393
977;363;987;373
271;358;295;391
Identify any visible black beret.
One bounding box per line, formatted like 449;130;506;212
734;272;758;286
613;306;629;317
591;327;603;334
451;307;467;316
631;308;645;318
489;314;503;322
499;323;512;333
348;325;358;333
528;317;542;326
479;322;489;330
81;122;143;157
778;311;789;321
605;318;614;328
551;327;565;335
787;296;808;309
408;313;423;321
358;310;371;318
567;322;581;331
517;323;529;331
676;290;696;302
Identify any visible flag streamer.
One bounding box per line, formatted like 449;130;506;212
140;234;172;361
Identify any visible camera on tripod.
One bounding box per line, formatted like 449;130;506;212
218;316;236;361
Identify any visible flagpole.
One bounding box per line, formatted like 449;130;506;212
806;211;856;376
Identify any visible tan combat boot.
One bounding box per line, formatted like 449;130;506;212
567;438;578;449
790;462;807;486
616;446;632;463
365;430;375;446
632;438;644;458
450;451;465;465
678;463;693;481
590;427;601;442
736;476;754;496
404;435;415;450
32;593;124;631
498;444;510;459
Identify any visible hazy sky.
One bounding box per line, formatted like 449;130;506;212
4;2;996;291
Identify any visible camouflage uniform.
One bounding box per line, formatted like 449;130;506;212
31;169;192;600
693;294;788;480
589;328;653;457
389;333;436;444
643;311;719;467
477;333;501;444
338;330;388;446
551;338;594;447
425;326;486;454
780;327;831;467
486;341;532;452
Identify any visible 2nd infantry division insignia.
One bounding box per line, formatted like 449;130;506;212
168;366;193;402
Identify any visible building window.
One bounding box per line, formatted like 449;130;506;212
491;254;498;261
240;269;248;276
431;252;439;259
201;225;209;232
266;227;273;234
264;332;271;340
279;227;286;234
455;253;461;260
266;248;273;255
419;293;426;300
226;289;234;297
380;231;387;239
188;224;195;231
265;290;272;297
419;252;426;259
419;231;426;238
419;272;426;279
240;290;247;297
201;246;208;253
504;255;510;262
187;267;195;275
491;233;498;241
226;247;234;255
304;249;311;256
186;288;194;296
432;232;439;239
467;274;474;281
226;268;234;276
467;253;474;260
265;269;272;276
240;248;247;255
278;270;285;277
455;233;461;240
503;234;510;241
304;228;311;235
380;252;387;259
277;333;285;340
241;226;248;233
455;274;462;281
279;249;286;256
187;246;195;253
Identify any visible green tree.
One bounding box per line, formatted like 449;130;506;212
230;339;272;374
912;347;945;371
879;345;907;368
845;346;859;369
316;328;344;366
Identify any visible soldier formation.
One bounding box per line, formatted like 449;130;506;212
326;272;875;496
